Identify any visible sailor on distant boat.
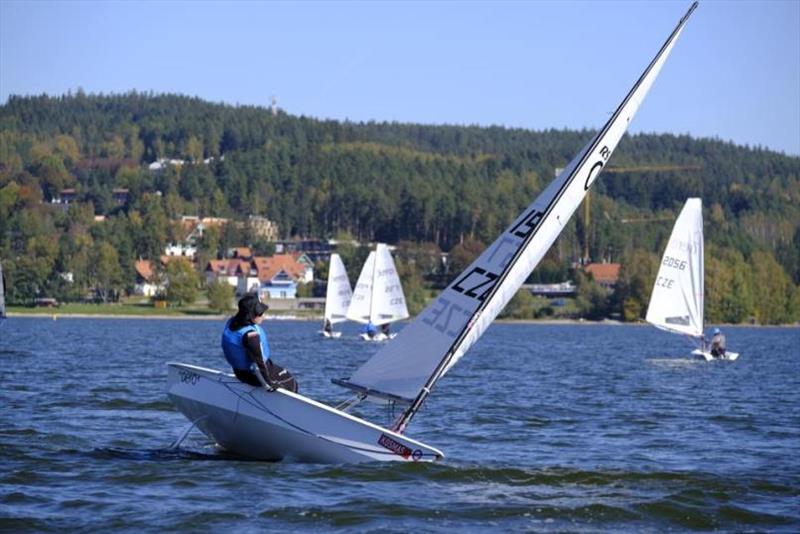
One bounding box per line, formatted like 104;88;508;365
709;328;726;358
322;317;333;336
362;320;378;339
221;294;298;392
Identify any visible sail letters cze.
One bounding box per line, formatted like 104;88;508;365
336;2;700;433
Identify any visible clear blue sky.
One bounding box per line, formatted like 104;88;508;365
1;0;798;155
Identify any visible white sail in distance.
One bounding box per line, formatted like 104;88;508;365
324;253;353;324
345;245;409;326
346;250;376;324
646;198;704;337
337;2;699;429
370;244;409;326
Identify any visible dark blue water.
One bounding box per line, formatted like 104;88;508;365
1;317;798;531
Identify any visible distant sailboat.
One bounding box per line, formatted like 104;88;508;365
166;2;697;462
320;253;353;338
346;244;409;341
645;198;739;361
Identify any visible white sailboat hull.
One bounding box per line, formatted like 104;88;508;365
691;349;740;362
359;332;397;341
319;330;342;339
166;363;444;463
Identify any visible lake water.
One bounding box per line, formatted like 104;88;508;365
1;317;798;531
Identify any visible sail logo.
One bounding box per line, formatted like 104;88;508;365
584;146;611;190
665;315;690;326
378;433;413;459
452;267;499;302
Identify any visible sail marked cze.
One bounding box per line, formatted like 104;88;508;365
324;253;353;324
346;244;409;326
645;198;704;337
336;3;699;429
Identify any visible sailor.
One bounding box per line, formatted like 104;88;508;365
363;320;378;339
709;327;726;358
322;317;333;335
380;323;391;338
221;293;298;392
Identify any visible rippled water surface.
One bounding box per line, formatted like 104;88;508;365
1;317;798;531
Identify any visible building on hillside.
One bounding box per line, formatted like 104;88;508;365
524;281;577;297
165;216;229;259
134;259;163;296
204;253;312;299
583;263;621;290
51;188;77;205
248;216;279;241
165;243;197;258
205;258;249;289
112;188;129;206
228;247;253;260
254;254;314;299
273;239;334;263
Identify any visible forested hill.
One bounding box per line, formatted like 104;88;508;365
1;92;798;322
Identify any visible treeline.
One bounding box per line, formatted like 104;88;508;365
0;92;798;323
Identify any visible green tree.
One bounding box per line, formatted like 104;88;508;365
89;241;124;302
165;258;200;306
207;280;234;313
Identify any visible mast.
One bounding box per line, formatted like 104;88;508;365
392;2;699;433
369;245;378;324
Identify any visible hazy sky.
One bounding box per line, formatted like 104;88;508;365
1;0;798;155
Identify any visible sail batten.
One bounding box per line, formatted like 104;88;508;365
337;2;699;431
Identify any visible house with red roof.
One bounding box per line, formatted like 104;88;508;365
583;263;621;290
134;259;164;296
205;252;313;299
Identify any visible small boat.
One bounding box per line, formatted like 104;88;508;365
167;2;698;463
645;198;739;361
320;253;352;339
346;244;408;341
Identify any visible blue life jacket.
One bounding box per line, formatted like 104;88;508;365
363;321;378;335
221;320;270;371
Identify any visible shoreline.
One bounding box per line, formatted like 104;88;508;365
6;312;796;327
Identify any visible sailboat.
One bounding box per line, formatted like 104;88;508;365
166;2;698;463
645;198;739;361
320;253;353;338
346;244;409;341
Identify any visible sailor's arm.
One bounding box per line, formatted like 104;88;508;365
243;331;276;389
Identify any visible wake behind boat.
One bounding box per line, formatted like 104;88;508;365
167;2;699;463
645;198;739;361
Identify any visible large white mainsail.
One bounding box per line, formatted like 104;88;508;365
346;244;409;326
646;198;704;338
336;2;698;431
324;253;353;325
